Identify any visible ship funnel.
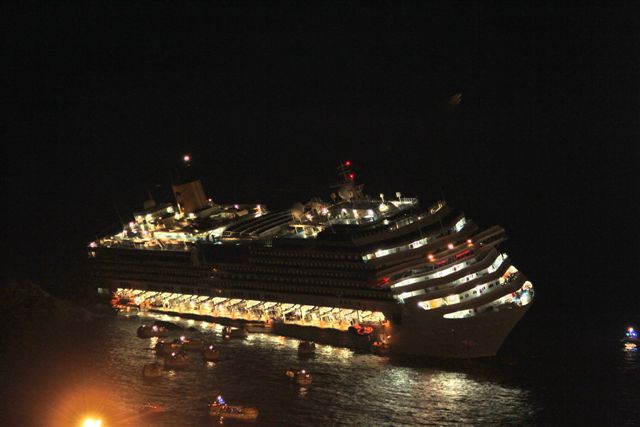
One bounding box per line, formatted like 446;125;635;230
291;202;305;221
172;155;209;214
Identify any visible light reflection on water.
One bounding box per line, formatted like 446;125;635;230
49;314;538;426
5;309;639;425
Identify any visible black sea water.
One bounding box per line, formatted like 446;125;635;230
2;309;638;426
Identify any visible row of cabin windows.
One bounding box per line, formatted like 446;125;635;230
217;273;371;289
251;258;369;270
214;280;391;300
96;263;206;278
250;250;361;261
102;270;203;286
217;264;369;280
96;253;194;266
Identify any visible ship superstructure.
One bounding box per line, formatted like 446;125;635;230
90;159;533;358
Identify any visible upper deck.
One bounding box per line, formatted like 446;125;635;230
90;192;426;253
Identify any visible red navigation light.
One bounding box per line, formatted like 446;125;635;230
349;173;355;180
345;160;351;166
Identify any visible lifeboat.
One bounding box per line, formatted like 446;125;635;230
285;368;313;385
298;341;316;356
155;340;182;356
348;323;374;336
244;321;273;333
178;336;204;352
209;396;258;422
203;344;220;362
222;326;247;339
142;362;162;379
296;369;313;386
370;340;390;356
117;305;139;318
137;324;169;338
164;351;189;369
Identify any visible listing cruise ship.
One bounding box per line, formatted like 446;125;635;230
89;158;534;358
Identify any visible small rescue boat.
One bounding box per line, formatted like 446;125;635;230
178;336;204;352
137;324;169;338
155;340;182;356
244;321;274;333
296;369;313;386
203;344;220;362
222;326;247;339
142;362;162;379
298;341;316;356
623;326;638;350
164;351;189;369
209;396;258;422
285;368;313;386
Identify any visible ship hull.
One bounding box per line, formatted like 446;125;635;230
390;303;531;358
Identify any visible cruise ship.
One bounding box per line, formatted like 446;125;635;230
89;158;534;358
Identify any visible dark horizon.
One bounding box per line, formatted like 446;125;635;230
3;2;639;329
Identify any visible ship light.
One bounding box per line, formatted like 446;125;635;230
345;160;351;166
183;154;190;162
447;243;454;250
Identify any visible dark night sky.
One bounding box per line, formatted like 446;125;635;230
3;2;639;326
